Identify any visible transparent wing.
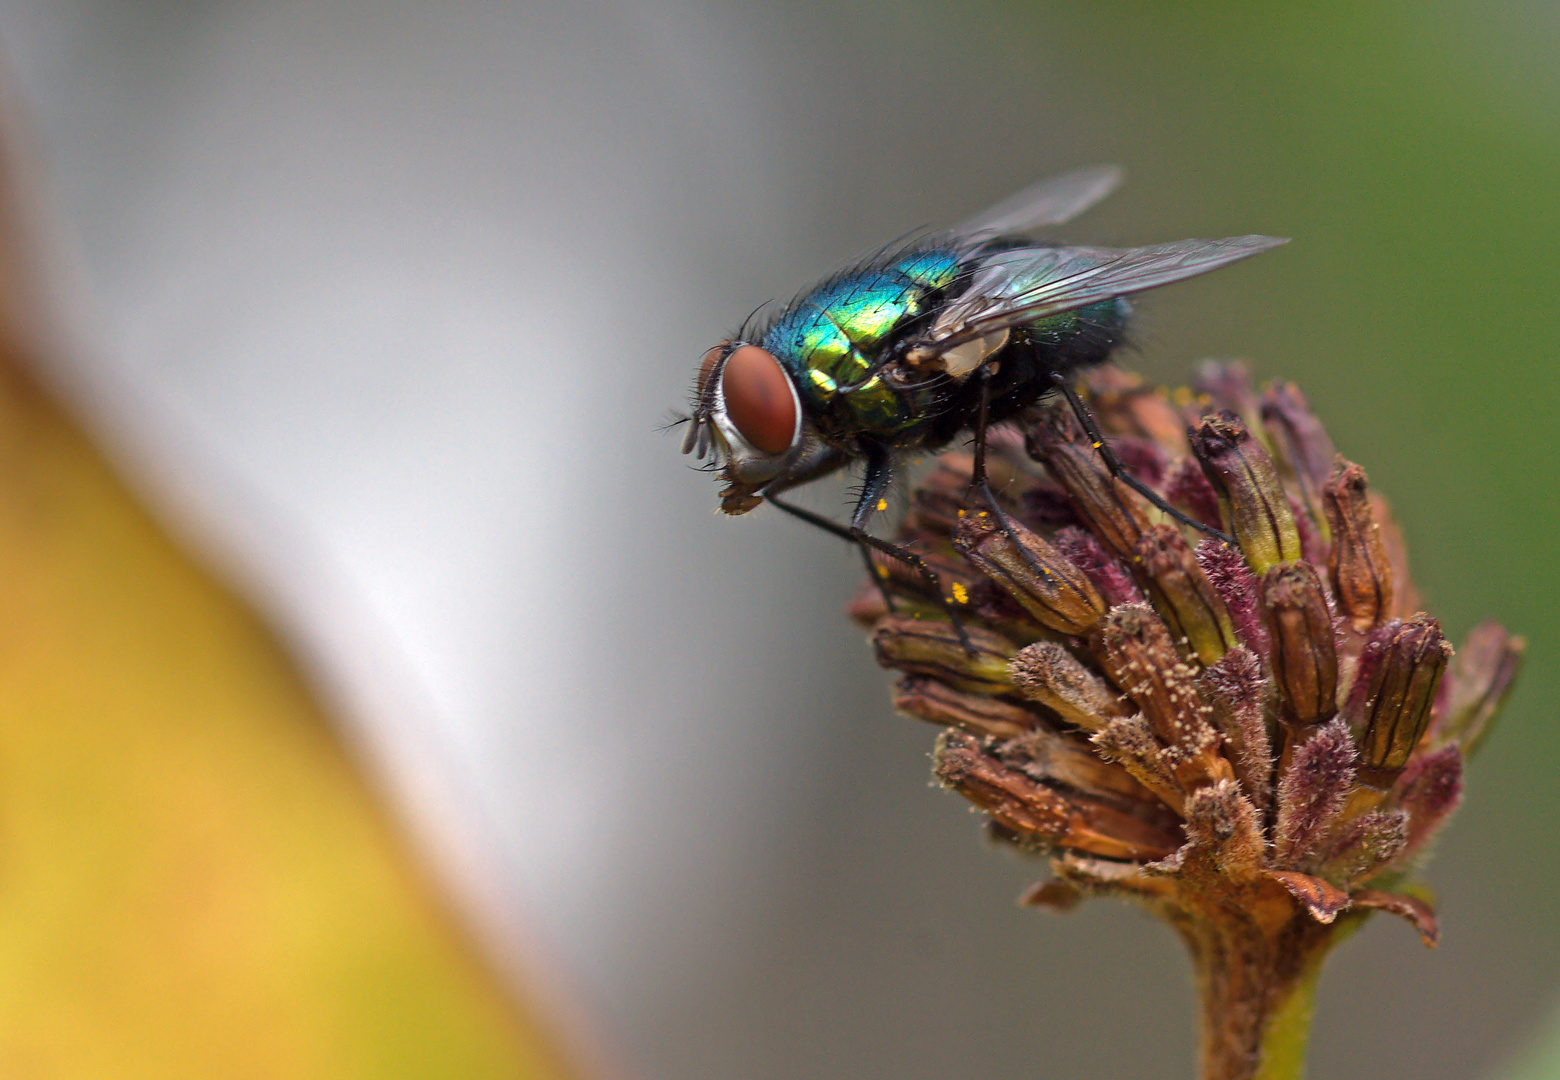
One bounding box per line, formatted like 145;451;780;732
953;165;1123;239
918;234;1289;355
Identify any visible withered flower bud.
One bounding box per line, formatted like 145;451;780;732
841;360;1518;1080
893;676;1036;740
1134;524;1238;667
1010;641;1128;731
933;730;1181;862
998;727;1168;809
952;512;1106;635
872;615;1016;696
1347;615;1452;787
1097;605;1227;789
1322;461;1393;631
1091;714;1186;815
1180;779;1267;885
1260;561;1338;729
1026;411;1151;559
1190;411;1300;574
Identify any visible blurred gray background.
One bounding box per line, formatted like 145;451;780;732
1;1;1555;1077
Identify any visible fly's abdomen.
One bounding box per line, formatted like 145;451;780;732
1019;297;1131;372
762;251;961;443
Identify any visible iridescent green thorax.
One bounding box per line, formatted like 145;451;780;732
761;250;961;443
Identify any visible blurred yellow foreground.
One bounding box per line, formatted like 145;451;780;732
0;100;576;1080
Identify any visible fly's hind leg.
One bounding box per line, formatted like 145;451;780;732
965;366;1066;590
1050;371;1236;545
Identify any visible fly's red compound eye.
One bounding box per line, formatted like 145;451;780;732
721;344;797;456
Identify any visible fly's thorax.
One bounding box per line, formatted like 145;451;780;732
785;348;945;448
759;250;963;445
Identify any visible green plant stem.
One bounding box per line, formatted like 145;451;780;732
1181;905;1363;1080
1251;948;1324;1080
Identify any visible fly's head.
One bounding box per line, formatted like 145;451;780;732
681;341;808;515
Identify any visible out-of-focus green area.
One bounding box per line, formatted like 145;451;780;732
1503;999;1560;1080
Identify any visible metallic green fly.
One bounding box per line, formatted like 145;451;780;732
680;167;1285;643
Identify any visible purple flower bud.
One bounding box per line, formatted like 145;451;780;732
1435;620;1524;756
1273;718;1356;866
1346;615;1452;787
1261;381;1337;521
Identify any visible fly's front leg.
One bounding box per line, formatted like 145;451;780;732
762;440;974;654
764;493;892;612
760;444;895;612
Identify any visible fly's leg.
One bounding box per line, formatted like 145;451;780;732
762;441;974;654
758;442;940;635
846;442;975;655
764;490;896;614
966;367;1067;588
1050;371;1236;545
761;443;891;609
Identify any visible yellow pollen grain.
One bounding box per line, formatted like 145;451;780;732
951;582;969;605
957;508;967;518
1092;441;1102;450
876;565;890;580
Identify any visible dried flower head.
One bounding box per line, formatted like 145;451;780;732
850;362;1523;1080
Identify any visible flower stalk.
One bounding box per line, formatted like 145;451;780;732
852;362;1522;1080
